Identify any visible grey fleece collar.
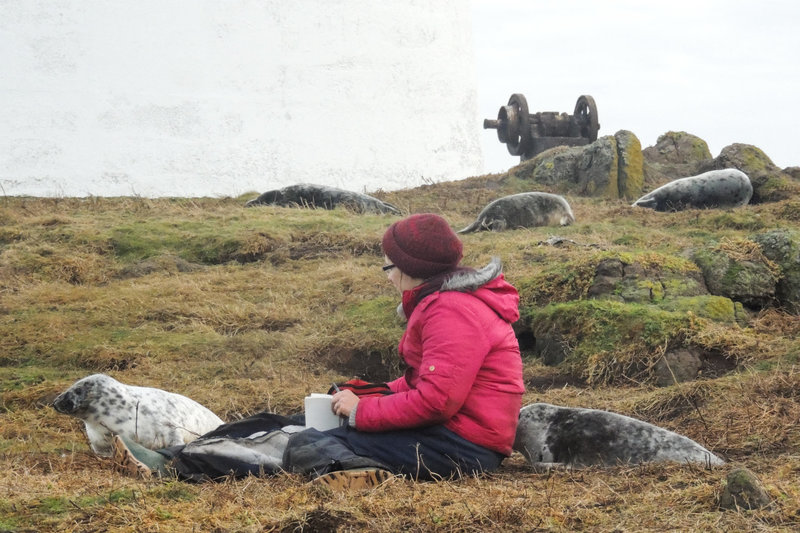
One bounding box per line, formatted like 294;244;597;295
441;257;503;292
394;258;504;321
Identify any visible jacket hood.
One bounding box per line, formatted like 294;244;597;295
441;256;503;292
398;257;520;323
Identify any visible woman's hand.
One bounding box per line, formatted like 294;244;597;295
331;389;359;418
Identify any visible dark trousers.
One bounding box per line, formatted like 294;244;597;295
284;424;505;481
159;412;505;482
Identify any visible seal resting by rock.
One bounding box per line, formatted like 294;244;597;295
53;374;224;456
632;169;752;211
458;192;575;233
513;403;724;469
245;183;401;214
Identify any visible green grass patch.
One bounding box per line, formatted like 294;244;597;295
110;220;244;264
527;299;696;385
148;483;197;502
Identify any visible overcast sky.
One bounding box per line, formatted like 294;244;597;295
471;0;800;175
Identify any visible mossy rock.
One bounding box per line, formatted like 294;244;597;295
615;130;644;200
504;131;643;200
702;143;800;203
719;468;772;510
691;246;778;309
524;299;698;385
577;136;619;198
642;131;713;186
517;250;705;308
587;257;707;304
752;229;800;314
507;137;619;198
658;295;748;326
510;145;578;188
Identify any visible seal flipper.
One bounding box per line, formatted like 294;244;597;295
457;219;482;234
632;196;657;209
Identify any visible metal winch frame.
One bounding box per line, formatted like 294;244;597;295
483;94;600;162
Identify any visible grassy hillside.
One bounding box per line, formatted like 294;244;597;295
1;174;799;532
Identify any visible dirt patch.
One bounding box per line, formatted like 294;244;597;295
526;372;586;392
322;348;404;383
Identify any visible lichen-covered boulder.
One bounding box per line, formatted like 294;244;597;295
658;295;748;326
508;130;643;199
701;143;800;203
511;137;617;197
616;130;644;200
718;468;772;511
642;131;713;185
691;245;778;309
576;136;619;197
525;298;746;386
526;299;698;385
752;229;800;314
517;251;706;309
586;257;707;304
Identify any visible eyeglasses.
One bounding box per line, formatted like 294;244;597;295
382;264;396;272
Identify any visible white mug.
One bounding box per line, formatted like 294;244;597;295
304;393;345;431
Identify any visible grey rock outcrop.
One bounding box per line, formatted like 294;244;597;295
752;230;800;314
508;130;644;200
719;468;772;510
586;258;707;304
700;143;800;203
642;131;713;185
691;247;778;309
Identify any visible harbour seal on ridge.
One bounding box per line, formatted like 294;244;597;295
513;403;724;469
245;183;401;215
53;374;224;456
458;192;575;233
632;169;752;211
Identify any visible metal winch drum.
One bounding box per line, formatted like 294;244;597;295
483;94;600;161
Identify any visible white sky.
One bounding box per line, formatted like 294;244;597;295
471;0;800;174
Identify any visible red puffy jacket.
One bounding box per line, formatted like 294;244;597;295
355;263;525;455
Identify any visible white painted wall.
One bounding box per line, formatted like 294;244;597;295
0;1;482;198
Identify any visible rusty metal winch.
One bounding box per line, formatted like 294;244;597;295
483;93;600;162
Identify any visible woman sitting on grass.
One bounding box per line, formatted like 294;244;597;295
113;213;525;489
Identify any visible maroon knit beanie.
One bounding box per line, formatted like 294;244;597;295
381;213;463;279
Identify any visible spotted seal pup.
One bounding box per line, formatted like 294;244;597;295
513;403;724;469
245;183;401;214
53;374;224;456
632;169;752;211
458;192;575;233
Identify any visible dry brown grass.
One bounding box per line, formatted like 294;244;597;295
2;185;799;531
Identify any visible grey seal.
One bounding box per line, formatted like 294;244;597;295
458;192;575;233
245;183;401;214
632;169;752;211
513;403;724;469
53;374;224;456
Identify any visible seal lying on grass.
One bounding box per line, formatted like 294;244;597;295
513;403;724;469
458;192;575;233
245;183;401;214
53;374;224;456
632;169;752;211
